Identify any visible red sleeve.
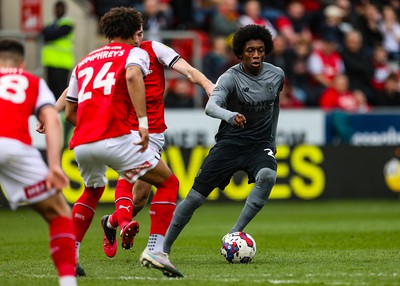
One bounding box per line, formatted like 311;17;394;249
319;88;339;110
274;16;292;31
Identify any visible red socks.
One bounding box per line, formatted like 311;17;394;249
72;186;105;242
110;174;179;236
49;216;76;277
150;174;179;235
109;179;134;229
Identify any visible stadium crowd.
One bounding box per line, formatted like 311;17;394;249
89;0;400;110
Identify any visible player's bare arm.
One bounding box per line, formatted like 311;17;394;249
65;101;78;126
38;105;69;190
172;58;215;97
56;87;68;111
126;65;149;152
36;88;68;134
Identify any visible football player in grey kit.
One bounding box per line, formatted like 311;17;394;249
163;24;285;257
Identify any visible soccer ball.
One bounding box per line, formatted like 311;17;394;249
220;231;256;263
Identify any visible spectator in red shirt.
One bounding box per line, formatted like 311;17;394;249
306;33;345;106
273;17;296;46
319;74;370;112
280;81;304;109
239;0;277;37
370;44;393;92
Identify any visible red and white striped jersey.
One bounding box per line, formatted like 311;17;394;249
67;42;150;149
0;67;55;145
130;40;180;133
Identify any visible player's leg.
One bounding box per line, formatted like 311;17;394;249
110;179;140;252
133;132;163;215
72;141;109;275
163;143;236;255
32;192;77;286
162;187;208;254
229;167;276;232
106;132;182;277
104;179;151;254
102;178;133;257
136;159;183;277
72;185;105;265
0;139;77;286
132;180;153;214
229;147;277;233
107;132;163;231
102;131;160;257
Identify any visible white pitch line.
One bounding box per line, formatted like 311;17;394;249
1;271;398;284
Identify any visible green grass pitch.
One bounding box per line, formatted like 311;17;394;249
0;200;399;286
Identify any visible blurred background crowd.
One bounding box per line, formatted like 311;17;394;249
84;0;400;110
7;0;400;112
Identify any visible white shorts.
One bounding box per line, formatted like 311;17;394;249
145;132;165;155
73;131;160;188
0;138;57;210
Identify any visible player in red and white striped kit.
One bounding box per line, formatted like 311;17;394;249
0;38;76;286
65;7;185;278
37;13;214;278
100;39;215;265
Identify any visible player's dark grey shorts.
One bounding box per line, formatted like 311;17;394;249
193;141;277;197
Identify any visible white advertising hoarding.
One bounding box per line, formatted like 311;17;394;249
164;109;326;147
29;109;326;149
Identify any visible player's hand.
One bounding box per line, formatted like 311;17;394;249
46;166;69;191
135;127;149;152
36;122;46;134
234;113;246;128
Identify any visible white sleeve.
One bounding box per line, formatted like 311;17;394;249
239;15;254;27
34;78;56;114
307;53;323;75
66;67;78;103
151;41;180;67
338;59;345;74
265;19;278;39
126;47;150;76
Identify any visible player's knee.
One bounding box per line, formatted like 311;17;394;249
255;168;276;186
252;168;276;205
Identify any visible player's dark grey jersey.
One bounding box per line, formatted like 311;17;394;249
205;62;284;146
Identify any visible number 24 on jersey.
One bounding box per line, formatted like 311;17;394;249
78;62;116;103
